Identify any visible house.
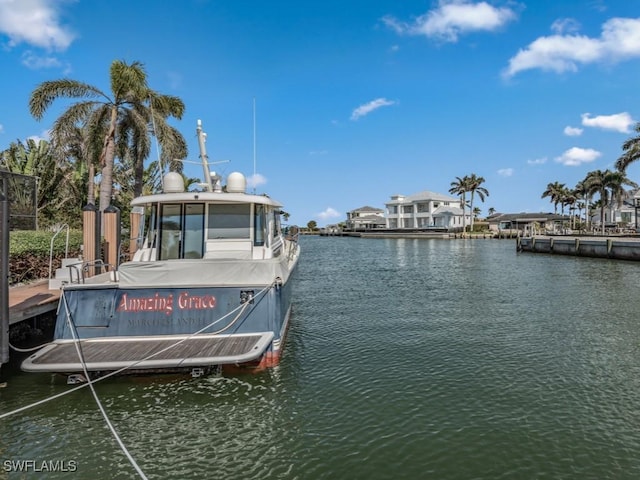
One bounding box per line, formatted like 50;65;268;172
385;191;469;230
346;206;386;230
486;212;571;233
589;189;640;230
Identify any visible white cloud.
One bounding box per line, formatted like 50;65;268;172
21;50;62;69
527;157;548;165
581;112;635;133
551;18;581;35
504;17;640;77
0;0;75;50
564;126;583;136
497;168;514;177
382;0;517;43
317;207;341;221
554;147;601;166
351;98;395;121
28;130;51;142
246;173;267;189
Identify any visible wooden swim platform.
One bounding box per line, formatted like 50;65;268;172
21;332;274;373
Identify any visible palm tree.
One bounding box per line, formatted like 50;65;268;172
29;59;187;222
466;173;489;232
584;170;636;234
573;180;590;230
487;207;496;217
541;181;565;214
449;176;470;234
606;170;638;226
585;170;609;234
614;122;640;172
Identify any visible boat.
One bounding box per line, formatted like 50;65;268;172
21;120;300;379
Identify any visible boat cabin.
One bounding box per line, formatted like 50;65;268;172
131;172;285;262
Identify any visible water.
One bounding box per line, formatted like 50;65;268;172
2;236;640;479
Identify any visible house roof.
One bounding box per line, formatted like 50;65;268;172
432;206;464;216
350;205;384;213
352;214;386;224
387;190;458;204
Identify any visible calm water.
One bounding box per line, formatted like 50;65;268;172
2;236;640;479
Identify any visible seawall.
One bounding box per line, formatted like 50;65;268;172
517;235;640;261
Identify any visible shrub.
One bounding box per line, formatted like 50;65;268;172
9;230;83;285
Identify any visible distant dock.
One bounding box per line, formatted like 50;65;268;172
517;235;640;261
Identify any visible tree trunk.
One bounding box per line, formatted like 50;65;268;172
98;106;118;220
87;162;95;205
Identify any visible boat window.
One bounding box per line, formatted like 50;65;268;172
159;204;182;260
183;204;205;258
272;210;282;240
208;204;250;239
254;204;265;246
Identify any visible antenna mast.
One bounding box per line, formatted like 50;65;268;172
253;97;256;194
197;120;213;192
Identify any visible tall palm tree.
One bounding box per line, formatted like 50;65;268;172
606;170;638;225
29;59;187;222
449;176;470;233
573;179;590;230
585;170;609;234
466;173;489;232
614;122;640;172
583;170;636;234
541;181;565;214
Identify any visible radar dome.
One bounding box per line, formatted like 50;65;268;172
162;172;185;193
226;172;246;193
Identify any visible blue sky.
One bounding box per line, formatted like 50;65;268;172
1;0;640;226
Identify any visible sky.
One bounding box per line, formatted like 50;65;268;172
1;0;640;226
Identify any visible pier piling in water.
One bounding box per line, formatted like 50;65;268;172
1;179;9;369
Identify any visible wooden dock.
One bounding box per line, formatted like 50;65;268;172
8;280;60;326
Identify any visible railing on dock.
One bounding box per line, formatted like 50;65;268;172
48;224;70;281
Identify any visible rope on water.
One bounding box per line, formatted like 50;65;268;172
0;280;277;421
62;292;148;480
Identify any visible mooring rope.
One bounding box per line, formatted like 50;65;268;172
9;342;52;353
0;279;277;421
61;292;149;480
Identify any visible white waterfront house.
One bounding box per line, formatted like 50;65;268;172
385;191;469;230
346;206;386;230
589;189;640;231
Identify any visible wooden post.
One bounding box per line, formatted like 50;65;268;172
82;204;99;278
129;207;142;259
0;178;9;367
103;205;121;271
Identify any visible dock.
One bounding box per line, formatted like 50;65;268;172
8;280;60;326
517;235;640;260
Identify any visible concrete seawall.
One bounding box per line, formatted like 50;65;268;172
517;235;640;261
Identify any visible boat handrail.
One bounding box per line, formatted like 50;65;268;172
48;224;70;280
284;226;300;261
67;259;113;284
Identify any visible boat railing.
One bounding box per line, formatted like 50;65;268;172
67;259;114;284
48;223;70;281
284;226;300;261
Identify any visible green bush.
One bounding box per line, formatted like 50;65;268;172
9;230;83;285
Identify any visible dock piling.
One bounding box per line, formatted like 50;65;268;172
1;178;9;368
